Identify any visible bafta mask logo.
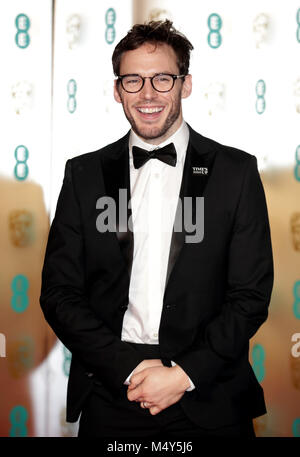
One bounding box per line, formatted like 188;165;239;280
291;213;300;251
7;336;34;379
204;82;225;116
253;13;270;49
66;14;81;49
11;81;33;115
148;9;172;22
9;210;34;247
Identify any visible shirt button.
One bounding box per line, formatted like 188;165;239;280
154;173;160;179
153;333;158;338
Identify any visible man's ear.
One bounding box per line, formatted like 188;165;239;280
114;80;122;103
181;74;192;99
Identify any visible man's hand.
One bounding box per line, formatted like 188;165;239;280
127;365;190;415
131;359;163;376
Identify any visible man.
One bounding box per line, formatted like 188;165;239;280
40;20;273;437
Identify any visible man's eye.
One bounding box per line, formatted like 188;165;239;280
156;76;171;82
126;78;140;84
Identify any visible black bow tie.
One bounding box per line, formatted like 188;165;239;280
132;143;177;169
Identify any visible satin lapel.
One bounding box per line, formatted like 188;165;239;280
99;133;134;280
164;130;217;291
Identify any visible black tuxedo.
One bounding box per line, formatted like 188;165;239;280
40;125;273;429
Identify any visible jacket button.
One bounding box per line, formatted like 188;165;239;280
85;372;94;377
120;304;128;310
165;304;171;310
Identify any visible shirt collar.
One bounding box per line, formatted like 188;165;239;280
129;121;189;165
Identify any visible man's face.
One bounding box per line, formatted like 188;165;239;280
114;42;192;145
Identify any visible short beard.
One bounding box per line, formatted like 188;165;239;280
120;92;182;142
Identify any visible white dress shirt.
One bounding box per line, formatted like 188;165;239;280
121;121;195;391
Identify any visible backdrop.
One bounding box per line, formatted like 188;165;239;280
0;0;299;437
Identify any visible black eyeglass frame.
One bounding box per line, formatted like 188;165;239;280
117;73;186;93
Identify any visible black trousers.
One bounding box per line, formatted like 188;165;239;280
78;343;256;438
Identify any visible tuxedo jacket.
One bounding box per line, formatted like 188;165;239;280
40;124;273;429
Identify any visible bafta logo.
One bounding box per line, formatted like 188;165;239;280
9;210;34;247
204;81;225;116
66;14;81;50
291;213;300;251
148;8;172;22
7;337;34;379
11;81;33;115
253;13;270;49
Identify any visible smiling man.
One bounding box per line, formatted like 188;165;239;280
40;20;273;438
113;42;191;142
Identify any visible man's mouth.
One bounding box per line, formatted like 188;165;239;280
137;107;163;114
135;106;165;120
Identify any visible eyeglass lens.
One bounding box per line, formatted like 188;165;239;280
121;74;174;92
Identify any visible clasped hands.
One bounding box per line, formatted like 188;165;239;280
127;359;190;416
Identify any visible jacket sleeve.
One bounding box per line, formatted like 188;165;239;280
40;159;144;394
173;155;274;392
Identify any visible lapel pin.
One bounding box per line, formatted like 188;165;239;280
192;167;208;175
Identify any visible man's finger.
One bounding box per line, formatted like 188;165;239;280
130;369;147;387
127;384;142;401
127;383;137;390
149;406;161;415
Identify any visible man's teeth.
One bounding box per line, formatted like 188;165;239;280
137;107;163;114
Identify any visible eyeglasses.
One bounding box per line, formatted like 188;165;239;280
117;73;186;93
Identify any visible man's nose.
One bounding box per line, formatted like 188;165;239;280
139;78;157;99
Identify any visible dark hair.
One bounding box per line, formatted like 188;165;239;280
112;20;194;76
